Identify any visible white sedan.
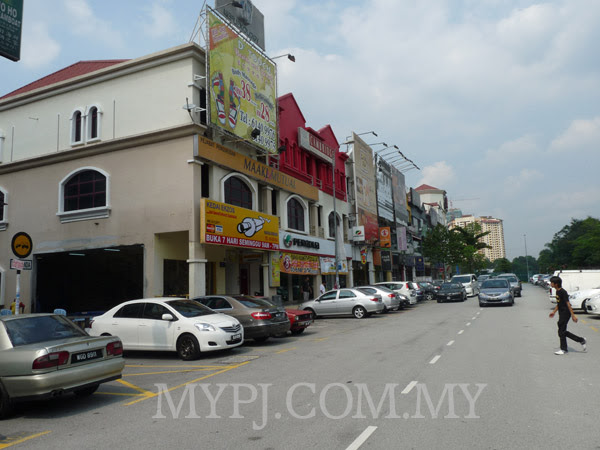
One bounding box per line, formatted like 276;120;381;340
585;294;600;315
569;286;600;310
88;298;243;360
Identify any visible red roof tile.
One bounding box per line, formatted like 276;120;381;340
415;184;440;191
1;60;129;100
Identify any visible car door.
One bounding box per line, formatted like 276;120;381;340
138;302;176;350
110;303;143;349
314;291;338;315
336;289;359;314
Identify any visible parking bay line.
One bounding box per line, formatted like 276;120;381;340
591;326;598;332
275;347;297;354
0;431;51;449
124;360;252;406
123;368;220;377
346;426;377;450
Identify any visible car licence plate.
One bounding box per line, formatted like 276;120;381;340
231;333;242;341
71;350;102;363
298;321;311;326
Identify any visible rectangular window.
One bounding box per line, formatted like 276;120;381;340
201;164;209;198
271;189;278;215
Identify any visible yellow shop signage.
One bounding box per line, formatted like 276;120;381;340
200;199;280;250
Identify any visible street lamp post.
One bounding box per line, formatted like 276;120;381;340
332;150;339;289
524;234;530;282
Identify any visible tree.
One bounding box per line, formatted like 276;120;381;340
421;224;463;278
452;223;492;273
494;257;512;273
512;256;539;280
540;217;600;269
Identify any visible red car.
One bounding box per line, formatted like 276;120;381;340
285;309;313;335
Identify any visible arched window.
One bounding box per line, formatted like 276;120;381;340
71;109;84;145
87;105;102;141
64;170;107;211
287;198;305;232
224;176;252;209
328;212;340;238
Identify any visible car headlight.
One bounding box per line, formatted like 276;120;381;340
499;292;511;299
194;323;216;332
479;293;490;299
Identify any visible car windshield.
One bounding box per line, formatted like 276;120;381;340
481;280;510;289
452;276;471;283
233;296;275;308
441;283;461;289
3;315;87;347
166;300;216;317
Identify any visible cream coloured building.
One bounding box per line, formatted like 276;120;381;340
449;215;506;262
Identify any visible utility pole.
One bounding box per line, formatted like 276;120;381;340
524;234;530;282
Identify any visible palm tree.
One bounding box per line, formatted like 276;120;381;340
452;223;491;273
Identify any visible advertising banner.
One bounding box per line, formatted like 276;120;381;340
353;133;379;242
270;252;281;287
381;251;392;271
397;226;408;251
280;252;319;275
379;227;391;248
200;199;280;250
0;0;23;62
373;249;382;266
376;160;394;222
360;247;368;265
208;9;276;154
415;256;425;272
320;257;349;275
391;167;408;223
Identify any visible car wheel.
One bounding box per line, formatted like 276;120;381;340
74;384;99;397
382;306;389;313
0;382;12;420
291;329;305;335
304;308;317;320
100;333;112;336
176;333;201;361
254;336;269;342
353;306;367;319
425;292;434;301
437;299;442;303
582;300;588;314
479;302;484;307
462;294;466;302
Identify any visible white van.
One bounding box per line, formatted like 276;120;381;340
451;274;479;297
549;270;600;305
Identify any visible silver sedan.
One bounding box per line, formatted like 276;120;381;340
355;286;401;312
300;288;384;319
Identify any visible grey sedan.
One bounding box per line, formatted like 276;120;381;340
0;314;125;419
478;279;514;306
300;288;384;319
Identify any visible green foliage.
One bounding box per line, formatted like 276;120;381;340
493;257;512;273
540;217;600;270
511;255;539;279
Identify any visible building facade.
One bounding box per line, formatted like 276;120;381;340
450;215;507;262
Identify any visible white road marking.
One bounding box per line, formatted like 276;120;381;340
429;355;441;364
466;322;471;326
447;340;455;346
477;312;481;315
401;380;418;394
472;316;476;320
458;330;464;335
346;426;378;450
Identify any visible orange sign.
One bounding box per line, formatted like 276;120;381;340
379;227;391;248
200;199;280;250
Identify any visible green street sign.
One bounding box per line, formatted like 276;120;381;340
0;0;24;62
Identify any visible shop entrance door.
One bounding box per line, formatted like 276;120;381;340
240;264;249;295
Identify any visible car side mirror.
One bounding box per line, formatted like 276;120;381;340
162;313;174;321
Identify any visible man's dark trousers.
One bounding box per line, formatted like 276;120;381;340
558;312;584;352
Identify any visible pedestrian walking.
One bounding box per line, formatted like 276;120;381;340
549;275;587;355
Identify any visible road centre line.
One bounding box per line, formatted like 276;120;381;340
124;360;252;406
401;381;418;394
0;431;51;449
447;340;455;346
466;322;471;327
346;426;377;450
458;330;464;334
429;355;441;364
472;316;477;320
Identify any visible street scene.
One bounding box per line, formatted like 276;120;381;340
1;285;600;449
1;1;600;449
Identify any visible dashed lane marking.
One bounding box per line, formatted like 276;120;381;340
466;322;471;327
447;340;455;346
458;330;464;335
346;426;377;450
401;381;418;394
429;355;441;364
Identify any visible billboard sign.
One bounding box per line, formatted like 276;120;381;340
280;252;319;275
208;9;276;154
298;128;335;164
381;251;392;271
353;133;378;242
397;226;407;251
214;0;265;50
376;159;394;222
320;256;349;275
0;0;23;62
200;199;279;250
391;166;408;224
379;227;391;248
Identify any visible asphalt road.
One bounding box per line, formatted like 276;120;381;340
2;284;599;449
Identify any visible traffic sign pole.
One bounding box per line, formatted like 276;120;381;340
15;270;21;315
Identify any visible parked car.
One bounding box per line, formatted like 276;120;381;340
477;274;491;288
478;278;514;307
193;295;289;343
374;282;417;305
284;309;313;335
356;286;401;312
496;274;522;297
301;288;384;319
450;274;479;296
89;298;244;360
0;313;125;419
409;282;425;301
416;281;438;301
436;282;467;303
569;286;600;312
585;294;600;315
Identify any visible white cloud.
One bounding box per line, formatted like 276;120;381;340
20;22;61;69
141;2;178;39
504;168;543;194
484;135;540;165
549;117;600;153
418;161;456;187
63;0;124;48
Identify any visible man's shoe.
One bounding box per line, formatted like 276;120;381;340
554;350;567;355
581;338;587;352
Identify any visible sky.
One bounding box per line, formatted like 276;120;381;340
1;0;599;260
